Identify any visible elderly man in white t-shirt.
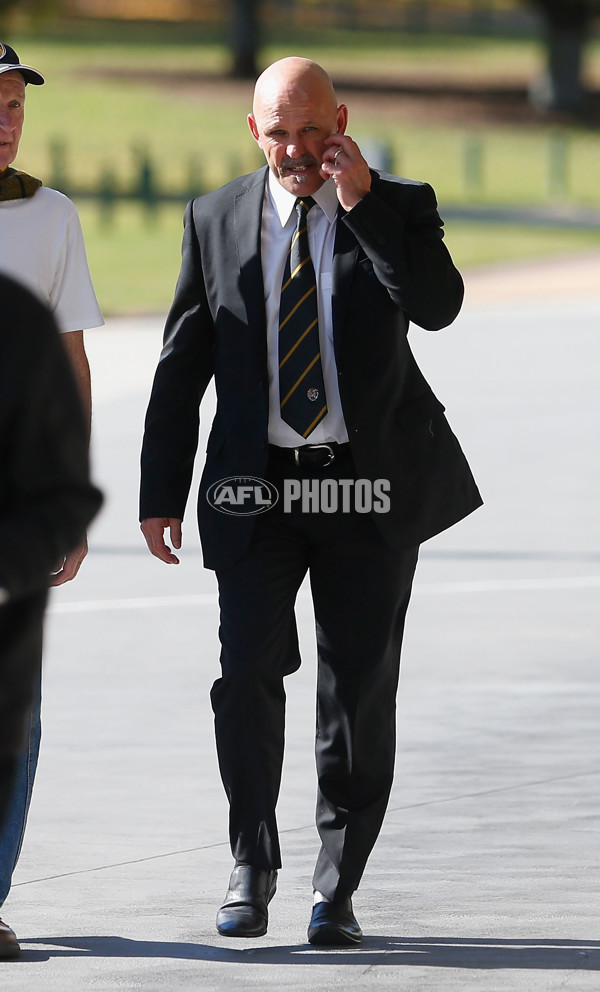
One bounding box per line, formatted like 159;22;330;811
0;42;103;959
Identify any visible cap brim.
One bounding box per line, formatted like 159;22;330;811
0;63;45;85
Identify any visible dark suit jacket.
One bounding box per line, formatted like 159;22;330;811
140;167;482;570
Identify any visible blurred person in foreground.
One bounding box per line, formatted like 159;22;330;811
0;274;102;958
140;57;481;945
0;42;103;958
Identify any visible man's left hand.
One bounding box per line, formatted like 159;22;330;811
321;134;372;212
50;537;88;586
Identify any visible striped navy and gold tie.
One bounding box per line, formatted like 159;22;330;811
278;196;327;438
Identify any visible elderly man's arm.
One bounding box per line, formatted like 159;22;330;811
51;329;92;586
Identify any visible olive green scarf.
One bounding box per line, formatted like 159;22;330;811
0;167;42;201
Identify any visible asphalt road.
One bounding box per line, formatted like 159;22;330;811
3;254;600;990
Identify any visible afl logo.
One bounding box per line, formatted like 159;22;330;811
206;476;279;516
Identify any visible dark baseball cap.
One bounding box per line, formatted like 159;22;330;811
0;42;44;85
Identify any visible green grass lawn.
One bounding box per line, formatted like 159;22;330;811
77;203;184;315
7;26;600;314
14;30;600;203
77;201;600;316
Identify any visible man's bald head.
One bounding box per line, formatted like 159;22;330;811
248;57;347;197
252;58;337;119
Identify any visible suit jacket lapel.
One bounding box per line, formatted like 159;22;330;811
234;168;269;378
233;171;359;377
332;205;360;364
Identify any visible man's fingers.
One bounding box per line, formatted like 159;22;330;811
323;133;354;164
170;519;182;550
321;134;371;211
141;517;182;564
50;540;88;586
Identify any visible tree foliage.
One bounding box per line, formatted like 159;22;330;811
528;0;599;27
0;0;60;26
527;0;599;111
229;0;260;78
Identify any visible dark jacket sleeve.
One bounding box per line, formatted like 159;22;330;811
139;198;216;521
341;174;464;331
0;276;103;602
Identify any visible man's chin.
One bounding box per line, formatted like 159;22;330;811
276;168;324;197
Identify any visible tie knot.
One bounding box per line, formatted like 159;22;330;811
296;196;315;215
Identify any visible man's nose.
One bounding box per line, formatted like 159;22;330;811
285;137;305;159
0;107;14;131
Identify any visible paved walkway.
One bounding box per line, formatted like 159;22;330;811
444;205;600;230
465;248;600;303
2;254;600;990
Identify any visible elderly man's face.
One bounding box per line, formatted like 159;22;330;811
249;78;347;197
0;71;25;171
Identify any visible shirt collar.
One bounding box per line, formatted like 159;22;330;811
267;169;339;226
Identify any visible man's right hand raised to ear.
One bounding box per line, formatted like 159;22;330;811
141;517;182;564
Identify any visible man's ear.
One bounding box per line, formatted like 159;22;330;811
248;114;261;144
335;104;349;135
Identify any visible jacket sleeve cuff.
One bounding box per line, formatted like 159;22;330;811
342;189;406;250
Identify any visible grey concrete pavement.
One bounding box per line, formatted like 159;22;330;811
2;255;600;989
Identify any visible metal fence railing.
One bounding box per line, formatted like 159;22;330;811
47;130;600;230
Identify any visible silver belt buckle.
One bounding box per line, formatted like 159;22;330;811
294;443;335;468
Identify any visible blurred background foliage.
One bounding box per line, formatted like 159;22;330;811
1;1;599;313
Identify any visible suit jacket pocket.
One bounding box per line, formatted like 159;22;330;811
395;393;446;433
205;427;226;457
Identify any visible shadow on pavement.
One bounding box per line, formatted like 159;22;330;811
17;935;600;969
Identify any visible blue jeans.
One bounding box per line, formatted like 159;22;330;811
0;673;41;907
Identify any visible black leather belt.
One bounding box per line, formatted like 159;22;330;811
269;442;350;468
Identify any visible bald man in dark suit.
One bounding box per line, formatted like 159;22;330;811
141;57;481;946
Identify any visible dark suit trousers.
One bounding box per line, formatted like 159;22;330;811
211;447;418;901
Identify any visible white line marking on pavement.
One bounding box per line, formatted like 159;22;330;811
13;767;600;889
48;593;219;614
47;576;600;615
416;575;600;594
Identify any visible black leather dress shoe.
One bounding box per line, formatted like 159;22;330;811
216;863;277;937
308;897;362;946
0;918;20;960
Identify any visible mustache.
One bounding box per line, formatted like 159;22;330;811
280;155;317;170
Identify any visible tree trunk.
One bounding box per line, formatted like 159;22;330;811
528;1;592;113
229;0;260;80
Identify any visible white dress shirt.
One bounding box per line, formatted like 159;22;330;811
262;171;349;446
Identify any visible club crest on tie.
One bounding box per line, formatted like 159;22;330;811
307;387;320;402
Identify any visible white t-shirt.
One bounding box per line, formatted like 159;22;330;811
0;186;103;333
